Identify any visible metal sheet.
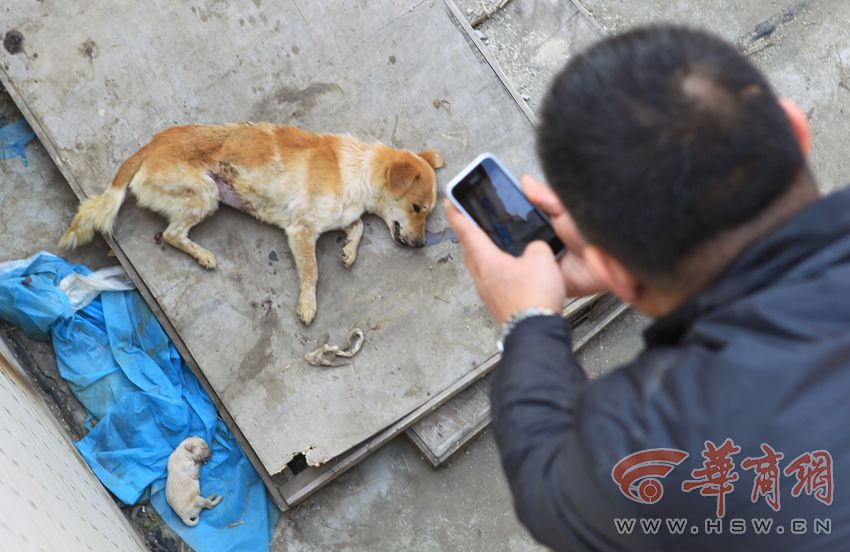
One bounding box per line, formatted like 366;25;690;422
0;0;539;474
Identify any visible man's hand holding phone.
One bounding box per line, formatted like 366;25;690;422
520;176;611;298
445;199;565;325
445;172;609;326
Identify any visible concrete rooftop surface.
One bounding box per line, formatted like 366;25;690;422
2;0;848;550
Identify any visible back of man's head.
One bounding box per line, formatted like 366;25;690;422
538;26;807;282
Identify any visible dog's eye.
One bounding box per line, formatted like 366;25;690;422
412;204;423;214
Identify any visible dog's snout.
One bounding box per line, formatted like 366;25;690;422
390;220;425;248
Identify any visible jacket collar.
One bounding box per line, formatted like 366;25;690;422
644;187;850;346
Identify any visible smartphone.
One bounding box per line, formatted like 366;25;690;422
446;153;565;257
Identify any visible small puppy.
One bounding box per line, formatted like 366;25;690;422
166;436;222;526
59;124;444;324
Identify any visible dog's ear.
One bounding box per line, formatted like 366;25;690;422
418;149;445;170
386;161;418;198
184;441;197;453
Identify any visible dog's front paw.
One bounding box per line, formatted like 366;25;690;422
297;298;317;325
196;250;217;270
341;244;357;268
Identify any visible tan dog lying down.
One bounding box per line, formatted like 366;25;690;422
59;124;444;324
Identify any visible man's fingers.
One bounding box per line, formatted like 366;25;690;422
550;208;586;252
559;252;611;297
443;199;502;256
523;240;556;261
520;176;587;252
521;176;565;217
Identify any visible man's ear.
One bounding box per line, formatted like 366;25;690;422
386;162;418;198
778;98;811;157
583;245;640;304
418;149;445;170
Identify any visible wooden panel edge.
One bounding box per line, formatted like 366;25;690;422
406;296;629;466
282;296;602;502
281;352;500;506
442;0;539;126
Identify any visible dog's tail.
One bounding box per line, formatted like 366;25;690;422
58;148;145;249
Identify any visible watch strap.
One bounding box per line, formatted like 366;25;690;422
497;307;558;352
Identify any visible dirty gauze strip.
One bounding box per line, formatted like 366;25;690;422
0;252;278;552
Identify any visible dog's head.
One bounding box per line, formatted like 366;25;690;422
372;148;445;247
181;436;212;463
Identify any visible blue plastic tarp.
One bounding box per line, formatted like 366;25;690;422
0;115;37;166
0;252;279;551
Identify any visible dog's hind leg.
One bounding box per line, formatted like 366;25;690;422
201;494;223;509
162;213;218;270
340;218;364;268
286;226;320;325
130;167;220;270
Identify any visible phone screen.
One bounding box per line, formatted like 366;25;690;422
452;157;565;257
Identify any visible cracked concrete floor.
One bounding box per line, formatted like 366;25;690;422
2;1;848;550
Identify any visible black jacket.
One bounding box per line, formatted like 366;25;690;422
491;188;850;551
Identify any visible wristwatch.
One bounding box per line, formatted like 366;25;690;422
497;307;557;352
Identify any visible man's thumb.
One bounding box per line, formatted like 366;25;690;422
524;240;555;260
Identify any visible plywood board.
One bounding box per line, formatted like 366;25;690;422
0;0;540;476
275;349;501;506
272;298;609;506
407;295;629;466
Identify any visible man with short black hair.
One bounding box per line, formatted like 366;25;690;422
446;26;849;550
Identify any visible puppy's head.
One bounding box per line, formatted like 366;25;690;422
181;436;212;463
372;147;444;248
